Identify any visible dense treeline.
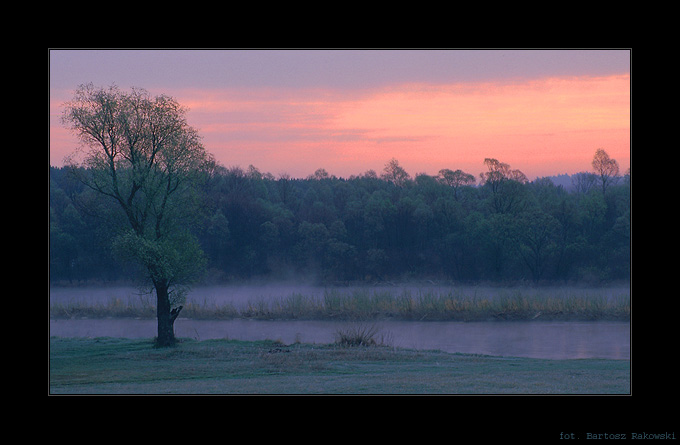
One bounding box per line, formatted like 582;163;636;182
50;157;630;285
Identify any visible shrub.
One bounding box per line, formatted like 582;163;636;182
334;324;381;347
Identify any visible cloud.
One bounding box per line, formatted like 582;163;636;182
50;49;630;91
50;70;630;179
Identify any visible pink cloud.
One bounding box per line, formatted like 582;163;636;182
50;74;630;179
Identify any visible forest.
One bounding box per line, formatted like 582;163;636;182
49;157;630;286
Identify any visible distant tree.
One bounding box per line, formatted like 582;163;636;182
50;135;630;286
516;210;560;282
381;158;410;187
437;168;476;200
479;158;528;213
203;209;231;270
365;248;389;280
308;168;330;180
479;158;527;190
363;169;378;179
61;84;210;347
277;173;293;205
571;172;597;195
591;148;620;195
246;164;263;180
480;213;519;280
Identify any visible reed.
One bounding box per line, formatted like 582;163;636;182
50;288;630;322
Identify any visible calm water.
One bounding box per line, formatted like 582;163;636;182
49;285;630;359
49;318;629;360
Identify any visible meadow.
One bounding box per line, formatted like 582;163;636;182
50;286;630;394
49;337;630;394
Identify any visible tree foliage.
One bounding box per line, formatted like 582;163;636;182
592;148;620;195
51;149;630;286
60;84;212;346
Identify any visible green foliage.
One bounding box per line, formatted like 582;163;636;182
111;230;206;288
50;157;630;285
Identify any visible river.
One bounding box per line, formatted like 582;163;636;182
49;284;630;359
49;318;629;360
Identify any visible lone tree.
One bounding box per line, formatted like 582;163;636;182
61;84;211;347
437;168;475;200
381;158;410;187
479;158;528;214
591;148;620;195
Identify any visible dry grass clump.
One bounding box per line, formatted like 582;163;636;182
334;323;391;347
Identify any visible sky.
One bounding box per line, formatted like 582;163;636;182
49;49;631;180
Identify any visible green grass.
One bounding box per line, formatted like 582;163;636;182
49;337;630;394
50;288;630;322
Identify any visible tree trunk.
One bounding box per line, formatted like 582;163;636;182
154;279;180;347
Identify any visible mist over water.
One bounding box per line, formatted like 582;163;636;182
49;283;630;360
49;282;631;308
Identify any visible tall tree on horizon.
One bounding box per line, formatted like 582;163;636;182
591;148;620;196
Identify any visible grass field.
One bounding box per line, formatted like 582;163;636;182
49;337;630;394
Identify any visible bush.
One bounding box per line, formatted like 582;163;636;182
334;324;381;347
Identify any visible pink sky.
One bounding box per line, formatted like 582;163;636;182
49;50;630;180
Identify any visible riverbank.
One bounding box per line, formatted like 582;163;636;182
49;337;630;394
